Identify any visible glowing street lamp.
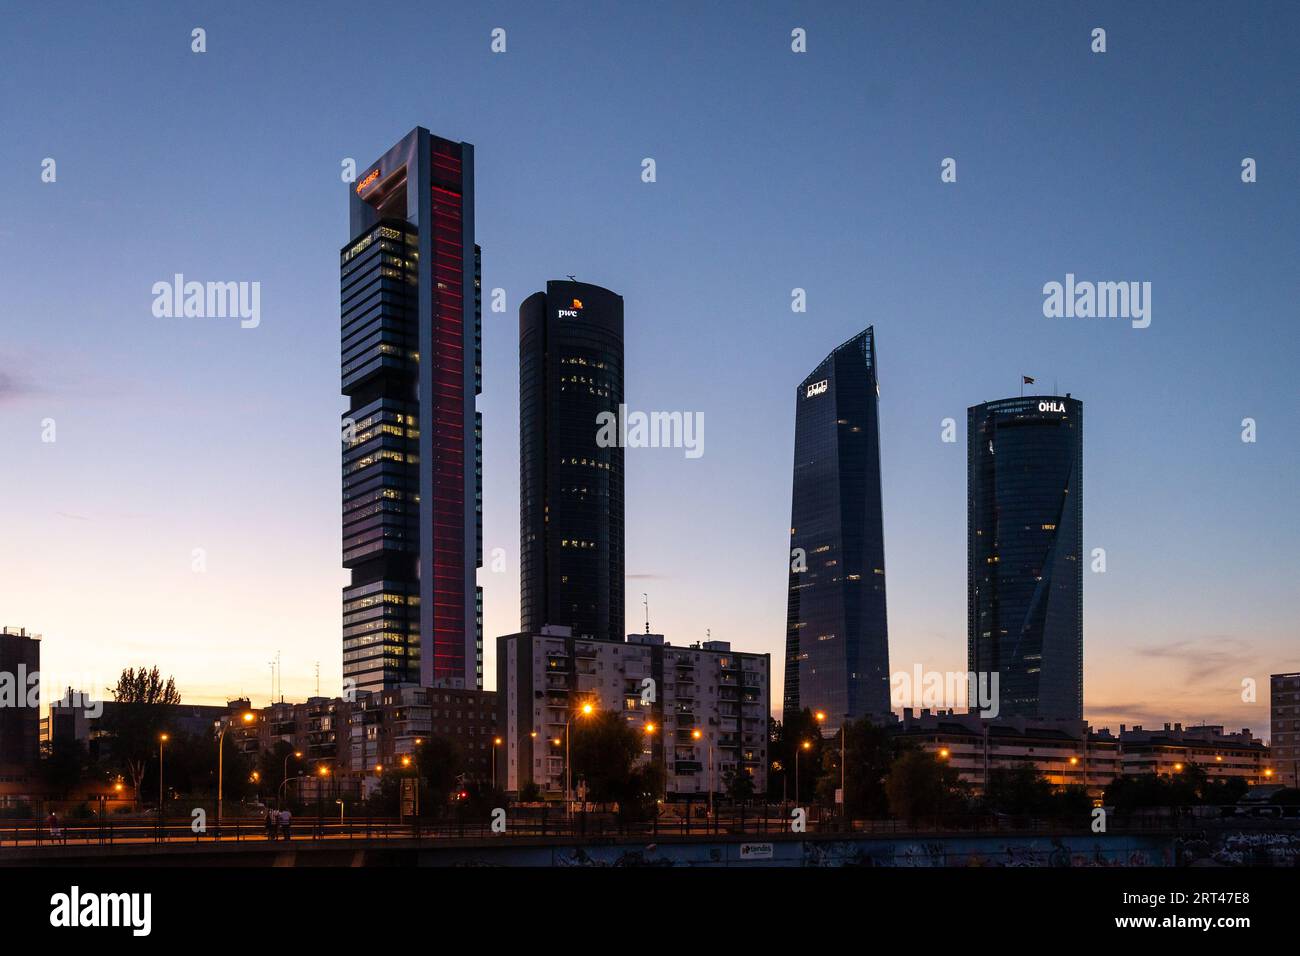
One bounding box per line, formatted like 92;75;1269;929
691;728;715;818
795;739;812;805
562;700;597;816
216;711;256;836
158;733;169;818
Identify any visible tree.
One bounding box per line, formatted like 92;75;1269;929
257;740;302;805
984;764;1054;817
365;774;400;815
884;750;965;822
101;667;181;808
569;710;641;806
518;780;543;803
724;768;756;803
767;709;825;803
416;735;464;814
1103;762;1247;813
814;718;898;818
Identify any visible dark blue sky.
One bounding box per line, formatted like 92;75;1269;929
2;1;1296;731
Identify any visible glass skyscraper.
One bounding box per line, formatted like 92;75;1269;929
784;327;890;729
519;281;624;642
340;128;482;694
967;395;1083;719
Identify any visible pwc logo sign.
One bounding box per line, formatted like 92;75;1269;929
558;298;583;319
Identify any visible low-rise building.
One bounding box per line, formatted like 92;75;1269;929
893;709;1121;796
346;685;498;794
891;711;1272;796
1116;722;1271;783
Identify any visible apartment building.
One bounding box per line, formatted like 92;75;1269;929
497;627;769;801
1271;673;1300;788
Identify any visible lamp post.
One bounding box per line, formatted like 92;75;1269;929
692;728;714;818
814;710;848;817
316;765;330;821
794;739;812;806
157;733;169;838
643;722;664;803
216;711;256;836
492;737;503;790
279;773;307;807
283;750;302;798
564;701;595;817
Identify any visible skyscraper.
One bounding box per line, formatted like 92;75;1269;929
967;395;1083;719
519;280;624;642
784;327;890;729
341;128;482;694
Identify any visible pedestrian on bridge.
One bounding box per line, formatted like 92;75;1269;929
279;808;292;841
265;810;277;840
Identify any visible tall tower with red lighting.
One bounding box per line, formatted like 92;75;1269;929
341;128;482;694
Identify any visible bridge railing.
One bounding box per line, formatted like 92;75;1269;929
4;804;1296;849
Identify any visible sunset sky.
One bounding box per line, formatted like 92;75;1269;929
2;1;1296;738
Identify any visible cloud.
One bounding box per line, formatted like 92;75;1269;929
1134;636;1257;685
0;369;29;403
626;573;669;581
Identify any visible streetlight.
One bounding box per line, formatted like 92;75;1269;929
283;750;302;798
692;727;714;818
643;723;664;802
316;765;331;819
492;737;503;790
158;733;169;836
795;739;811;806
563;700;596;817
278;749;308;811
216;710;255;836
815;710;848;817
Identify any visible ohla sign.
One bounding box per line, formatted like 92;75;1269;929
1038;401;1065;413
